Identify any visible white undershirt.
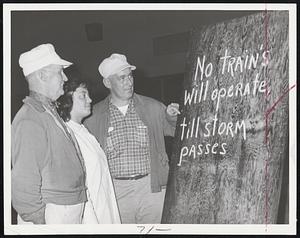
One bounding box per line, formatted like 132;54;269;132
117;104;129;116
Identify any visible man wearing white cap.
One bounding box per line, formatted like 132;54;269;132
12;43;87;224
84;53;180;223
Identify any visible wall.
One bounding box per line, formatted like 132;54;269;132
11;10;257;118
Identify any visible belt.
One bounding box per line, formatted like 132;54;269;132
114;174;148;180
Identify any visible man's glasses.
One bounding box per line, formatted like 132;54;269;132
118;73;133;82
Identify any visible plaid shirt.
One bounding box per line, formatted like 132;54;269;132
105;99;151;177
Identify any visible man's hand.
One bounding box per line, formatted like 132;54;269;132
166;103;180;117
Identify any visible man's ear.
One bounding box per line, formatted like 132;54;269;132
103;77;111;89
38;68;48;82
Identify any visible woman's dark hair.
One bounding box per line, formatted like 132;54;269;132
57;73;88;122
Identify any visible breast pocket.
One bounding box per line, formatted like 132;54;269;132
105;136;120;158
134;126;149;148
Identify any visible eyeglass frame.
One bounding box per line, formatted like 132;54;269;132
115;72;134;83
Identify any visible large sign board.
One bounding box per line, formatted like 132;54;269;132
162;11;290;224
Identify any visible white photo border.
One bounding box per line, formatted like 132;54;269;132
3;3;297;235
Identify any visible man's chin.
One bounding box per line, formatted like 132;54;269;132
56;91;64;100
127;90;134;97
127;94;133;100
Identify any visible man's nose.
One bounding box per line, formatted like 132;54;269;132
124;76;133;86
62;71;68;82
87;95;92;103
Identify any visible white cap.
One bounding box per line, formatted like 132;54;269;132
19;43;73;76
98;53;136;78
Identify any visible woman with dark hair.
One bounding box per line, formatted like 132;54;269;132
57;77;121;224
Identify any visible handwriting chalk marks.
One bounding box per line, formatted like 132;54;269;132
162;11;289;224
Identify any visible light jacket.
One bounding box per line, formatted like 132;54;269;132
84;93;177;192
11;96;87;224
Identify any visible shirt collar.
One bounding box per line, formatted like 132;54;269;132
108;97;135;114
67;119;85;130
29;90;58;110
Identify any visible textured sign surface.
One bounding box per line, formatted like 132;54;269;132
162;11;289;224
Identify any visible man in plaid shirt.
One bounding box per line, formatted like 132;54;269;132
84;53;180;224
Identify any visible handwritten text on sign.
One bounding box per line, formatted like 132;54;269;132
178;45;270;166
